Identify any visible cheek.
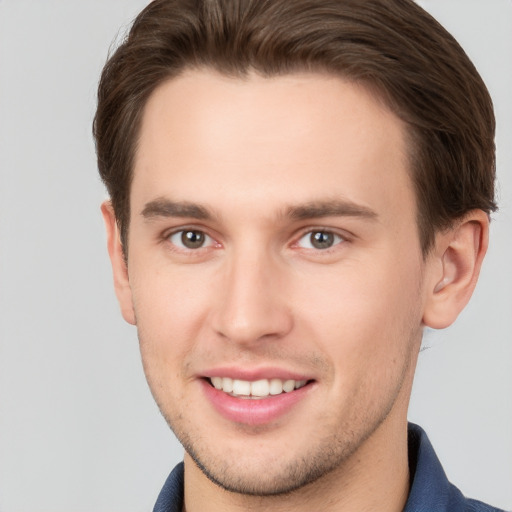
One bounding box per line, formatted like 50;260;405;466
129;263;213;367
294;255;424;367
131;272;206;413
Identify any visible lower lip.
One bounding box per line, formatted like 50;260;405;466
201;379;313;426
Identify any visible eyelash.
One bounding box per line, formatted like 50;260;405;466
294;229;346;251
165;228;218;253
163;226;349;255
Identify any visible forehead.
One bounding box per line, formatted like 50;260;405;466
132;69;415;226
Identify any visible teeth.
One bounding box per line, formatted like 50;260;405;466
251;379;270;397
269;378;283;395
283;379;295;392
211;376;222;389
232;379;251;396
222;377;233;393
209;377;308;398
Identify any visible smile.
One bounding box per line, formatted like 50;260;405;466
202;375;314;425
209;377;308;398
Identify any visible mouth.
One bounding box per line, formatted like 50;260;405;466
201;373;315;425
207;377;310;399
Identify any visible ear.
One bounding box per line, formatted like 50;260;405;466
422;210;489;329
101;201;136;325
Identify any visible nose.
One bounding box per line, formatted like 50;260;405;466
210;249;293;345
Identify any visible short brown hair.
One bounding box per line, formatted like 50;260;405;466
93;0;496;254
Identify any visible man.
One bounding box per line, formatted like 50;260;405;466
94;1;504;511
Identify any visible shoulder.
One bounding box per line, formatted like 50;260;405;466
153;462;184;512
445;484;507;512
406;423;507;512
457;497;507;512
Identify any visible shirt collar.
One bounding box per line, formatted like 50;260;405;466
153;423;501;512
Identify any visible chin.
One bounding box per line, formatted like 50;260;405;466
185;443;342;496
174;411;385;497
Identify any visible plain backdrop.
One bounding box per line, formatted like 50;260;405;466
0;1;511;511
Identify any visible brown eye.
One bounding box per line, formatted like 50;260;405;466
169;229;212;249
181;230;205;248
297;230;343;250
310;231;334;249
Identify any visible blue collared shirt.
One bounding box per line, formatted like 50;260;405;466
153;423;505;512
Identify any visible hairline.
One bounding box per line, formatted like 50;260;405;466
119;65;434;258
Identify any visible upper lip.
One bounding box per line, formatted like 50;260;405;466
200;366;314;382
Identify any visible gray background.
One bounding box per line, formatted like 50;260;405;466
0;1;511;511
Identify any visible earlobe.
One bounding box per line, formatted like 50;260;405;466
101;201;136;325
422;210;489;329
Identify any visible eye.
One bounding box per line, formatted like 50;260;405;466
168;229;214;250
297;230;344;250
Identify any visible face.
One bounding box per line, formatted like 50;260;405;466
117;70;431;495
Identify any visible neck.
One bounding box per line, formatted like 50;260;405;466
183;413;411;512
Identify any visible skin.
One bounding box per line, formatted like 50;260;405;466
103;70;488;512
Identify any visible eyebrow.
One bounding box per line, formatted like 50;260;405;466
285;200;378;221
141;198;213;220
140;197;378;222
